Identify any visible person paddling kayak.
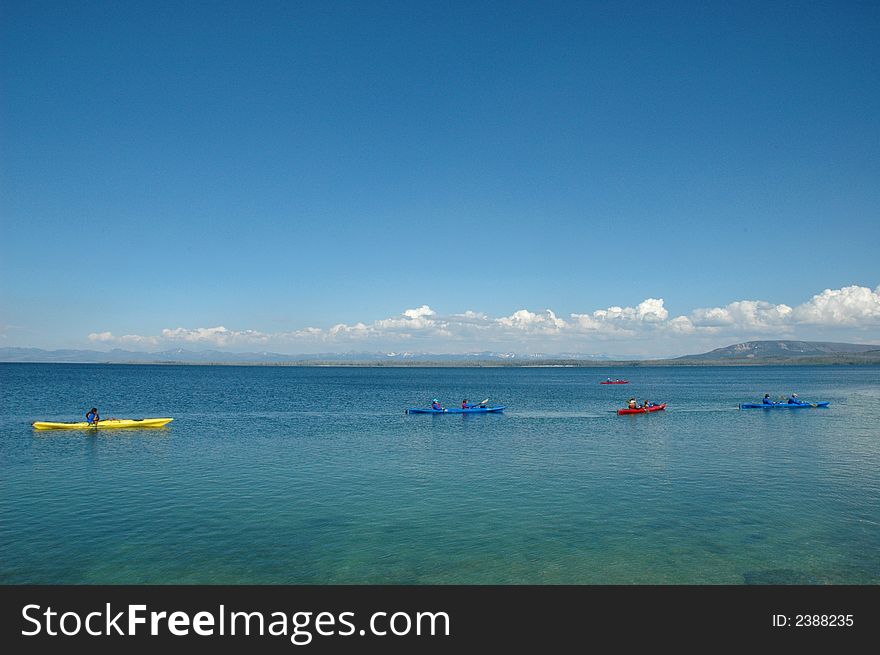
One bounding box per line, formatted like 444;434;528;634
763;394;774;405
431;398;443;410
627;398;637;409
86;407;100;425
787;393;800;404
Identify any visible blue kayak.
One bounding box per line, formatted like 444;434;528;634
406;406;506;414
740;402;830;409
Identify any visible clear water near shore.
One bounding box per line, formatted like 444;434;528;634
1;363;878;584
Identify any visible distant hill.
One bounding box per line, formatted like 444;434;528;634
676;340;880;361
1;341;878;366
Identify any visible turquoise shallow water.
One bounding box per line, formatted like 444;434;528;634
1;363;879;584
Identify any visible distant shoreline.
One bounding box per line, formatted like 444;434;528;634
2;356;879;367
4;340;877;367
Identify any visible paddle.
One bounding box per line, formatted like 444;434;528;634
478;398;489;407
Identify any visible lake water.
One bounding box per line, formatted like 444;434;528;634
1;363;878;584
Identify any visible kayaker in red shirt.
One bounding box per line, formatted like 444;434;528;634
431;399;442;410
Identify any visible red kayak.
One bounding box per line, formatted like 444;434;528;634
600;380;630;385
617;403;666;415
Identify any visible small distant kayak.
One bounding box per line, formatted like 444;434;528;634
600;380;629;385
406;406;505;414
739;402;829;409
32;418;174;430
617;403;666;415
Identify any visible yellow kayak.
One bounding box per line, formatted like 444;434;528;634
32;418;174;430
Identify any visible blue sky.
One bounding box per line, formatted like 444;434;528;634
1;0;878;355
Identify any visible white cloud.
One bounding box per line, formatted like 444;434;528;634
84;284;880;355
667;315;696;334
570;298;670;333
160;326;270;346
88;331;160;346
792;285;880;326
375;305;438;330
328;322;373;339
594;298;669;323
689;300;793;331
291;327;323;339
404;305;435;320
496;309;566;332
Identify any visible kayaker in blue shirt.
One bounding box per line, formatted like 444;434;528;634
787;393;800;404
762;394;774;405
431;399;442;410
462;399;471;409
86;407;100;425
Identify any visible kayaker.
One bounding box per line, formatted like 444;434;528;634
462;399;471;409
85;407;100;425
787;393;800;405
762;394;774;405
643;400;653;408
431;398;442;410
627;398;637;409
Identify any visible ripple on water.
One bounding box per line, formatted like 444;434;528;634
2;364;879;583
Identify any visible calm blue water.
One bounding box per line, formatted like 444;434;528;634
2;363;879;584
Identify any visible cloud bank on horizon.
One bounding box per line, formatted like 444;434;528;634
87;284;880;356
